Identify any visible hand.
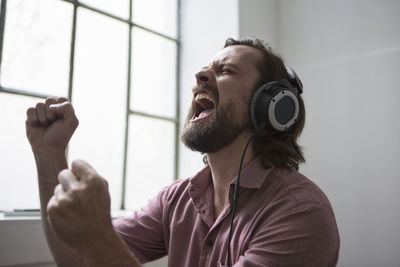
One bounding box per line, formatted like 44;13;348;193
47;159;113;253
26;97;79;154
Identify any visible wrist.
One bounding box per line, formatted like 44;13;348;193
81;227;140;267
32;145;67;157
34;150;68;184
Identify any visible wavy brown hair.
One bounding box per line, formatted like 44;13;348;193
224;38;306;170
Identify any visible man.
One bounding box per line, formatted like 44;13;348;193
26;38;340;267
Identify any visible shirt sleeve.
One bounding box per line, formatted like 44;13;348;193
112;188;169;264
234;201;340;267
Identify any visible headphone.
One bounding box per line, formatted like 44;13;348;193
249;67;303;131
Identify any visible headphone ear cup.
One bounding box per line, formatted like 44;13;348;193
250;83;274;130
250;81;300;131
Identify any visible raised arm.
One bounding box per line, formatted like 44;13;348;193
26;98;142;267
26;97;84;266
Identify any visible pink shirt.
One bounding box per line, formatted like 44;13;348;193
113;158;340;266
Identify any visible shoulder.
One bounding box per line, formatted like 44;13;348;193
156;178;191;207
247;169;340;266
267;168;335;212
256;168;340;248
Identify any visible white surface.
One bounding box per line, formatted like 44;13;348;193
239;0;277;47
240;0;400;266
81;0;129;19
125;115;175;211
0;94;40;211
132;0;177;37
131;27;177;118
68;8;129;210
178;0;239;179
1;0;72;96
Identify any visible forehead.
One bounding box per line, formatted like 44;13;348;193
209;45;263;68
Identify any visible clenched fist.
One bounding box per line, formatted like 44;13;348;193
47;159;113;253
26;97;79;154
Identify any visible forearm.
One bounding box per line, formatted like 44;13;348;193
34;150;67;207
34;151;85;267
81;227;142;267
34;152;141;267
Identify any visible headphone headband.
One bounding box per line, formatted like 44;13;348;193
286;67;303;94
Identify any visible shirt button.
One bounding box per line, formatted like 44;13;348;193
207;239;214;247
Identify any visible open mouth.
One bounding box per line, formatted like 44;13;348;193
191;91;216;122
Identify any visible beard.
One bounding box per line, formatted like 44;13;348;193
181;98;250;153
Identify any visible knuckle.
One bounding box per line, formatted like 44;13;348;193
26;107;35;115
54;184;62;195
69;187;82;199
57;97;68;103
88;175;104;189
47;200;57;217
45;97;57;104
56;197;71;210
57;169;69;182
71;159;82;167
35;102;45;109
46;206;54;217
88;172;98;180
64;102;73;110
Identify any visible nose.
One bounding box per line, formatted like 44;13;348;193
195;68;215;85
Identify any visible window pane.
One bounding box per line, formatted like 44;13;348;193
131;27;177;118
132;0;177;37
68;9;128;210
125;115;175;210
80;0;129;19
0;94;40;210
0;0;72;97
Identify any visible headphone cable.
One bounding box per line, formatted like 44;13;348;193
227;126;262;267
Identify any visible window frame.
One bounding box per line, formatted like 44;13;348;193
0;0;181;210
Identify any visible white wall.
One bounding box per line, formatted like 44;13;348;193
240;0;400;266
239;0;277;46
178;0;239;178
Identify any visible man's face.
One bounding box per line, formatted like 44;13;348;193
181;45;263;153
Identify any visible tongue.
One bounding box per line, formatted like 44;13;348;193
198;108;214;119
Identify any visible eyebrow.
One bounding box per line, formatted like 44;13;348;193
221;62;240;70
202;62;240;71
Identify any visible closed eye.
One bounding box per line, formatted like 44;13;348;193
217;66;234;75
210;62;239;75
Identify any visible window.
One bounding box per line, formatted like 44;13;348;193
0;0;180;212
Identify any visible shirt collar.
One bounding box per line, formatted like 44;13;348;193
231;157;273;189
189;165;212;191
189;157;273;190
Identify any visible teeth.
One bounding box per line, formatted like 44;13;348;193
195;93;214;103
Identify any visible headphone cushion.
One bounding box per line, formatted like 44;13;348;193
250;82;275;129
250;80;300;131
